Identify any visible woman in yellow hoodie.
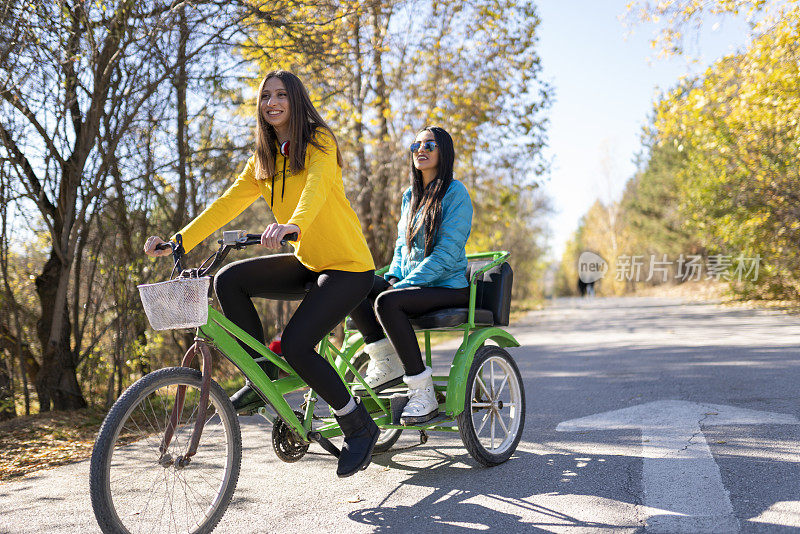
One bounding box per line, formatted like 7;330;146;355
143;70;378;478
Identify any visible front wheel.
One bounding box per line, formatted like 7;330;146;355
89;367;242;534
457;345;525;466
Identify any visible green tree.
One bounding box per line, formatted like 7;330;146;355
651;7;800;297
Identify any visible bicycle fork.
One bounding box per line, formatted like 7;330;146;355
159;339;213;468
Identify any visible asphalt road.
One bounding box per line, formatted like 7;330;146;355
3;297;800;533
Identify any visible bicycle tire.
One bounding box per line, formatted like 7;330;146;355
457;345;525;466
90;367;242;534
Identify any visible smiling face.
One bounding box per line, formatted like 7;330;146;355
259;77;290;133
412;130;439;175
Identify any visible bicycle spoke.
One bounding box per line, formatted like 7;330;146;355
192;466;225;490
176;472;198;532
112;465;161;532
475;407;491;435
495;374;509;399
490;410;495;449
475;375;492;400
127;403;162;454
155;468;169;532
490;361;495;398
149;395;169;452
495;410;510;438
152;391;169;436
167;465;178;534
179;470;209;514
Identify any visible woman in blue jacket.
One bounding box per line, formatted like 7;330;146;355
350;126;473;424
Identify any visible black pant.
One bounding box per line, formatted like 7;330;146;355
350;275;469;376
215;253;373;410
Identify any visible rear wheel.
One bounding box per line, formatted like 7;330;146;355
347;351;402;453
457;345;525;466
90;367;241;534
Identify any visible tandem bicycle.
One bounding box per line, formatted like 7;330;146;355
89;230;525;534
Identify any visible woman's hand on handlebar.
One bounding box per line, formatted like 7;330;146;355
143;236;172;257
261;223;300;249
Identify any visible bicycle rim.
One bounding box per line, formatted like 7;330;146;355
468;354;523;456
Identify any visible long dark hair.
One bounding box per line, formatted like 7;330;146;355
405;126;455;256
254;70;342;179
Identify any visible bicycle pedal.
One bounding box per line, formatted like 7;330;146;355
353;380;404;397
389;394;409;425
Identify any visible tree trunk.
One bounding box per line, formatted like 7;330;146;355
34;251;86;411
0;326;37;416
370;4;394;265
0;353;15;420
350;15;374;249
173;5;190;233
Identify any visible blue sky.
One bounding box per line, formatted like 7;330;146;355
536;0;752;261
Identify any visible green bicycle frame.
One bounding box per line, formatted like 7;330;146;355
197;308;310;436
196;307;394;441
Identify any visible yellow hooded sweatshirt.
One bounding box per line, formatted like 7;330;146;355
174;130;374;273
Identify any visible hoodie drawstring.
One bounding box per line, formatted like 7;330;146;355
270;154;288;208
271;145;289;208
281;156;286;202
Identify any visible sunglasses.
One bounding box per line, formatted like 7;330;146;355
410;140;438;153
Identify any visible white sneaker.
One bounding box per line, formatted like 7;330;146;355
400;367;438;425
352;338;404;394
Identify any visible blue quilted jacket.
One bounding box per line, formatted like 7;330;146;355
385;180;473;289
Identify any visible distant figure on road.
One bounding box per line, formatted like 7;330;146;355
578;278;595;297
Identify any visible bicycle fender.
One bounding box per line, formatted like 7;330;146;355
445;327;520;417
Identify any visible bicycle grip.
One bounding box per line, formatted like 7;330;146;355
155;242;173;251
280;232;298;246
240;232;298;246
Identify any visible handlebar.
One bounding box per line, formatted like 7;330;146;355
227;232;298;247
157;230;298;279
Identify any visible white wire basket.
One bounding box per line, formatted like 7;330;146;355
137;276;211;330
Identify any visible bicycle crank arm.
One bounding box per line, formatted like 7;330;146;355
307;431;340;458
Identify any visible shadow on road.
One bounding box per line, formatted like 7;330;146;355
352;446;643;532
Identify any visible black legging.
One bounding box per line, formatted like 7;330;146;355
215;253;373;410
350;275;468;376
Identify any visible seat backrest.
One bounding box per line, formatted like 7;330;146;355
466;260;513;326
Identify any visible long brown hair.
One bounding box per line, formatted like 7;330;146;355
254;70;342;180
405;127;455;256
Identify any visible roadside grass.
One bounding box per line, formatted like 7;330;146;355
629;280;800;315
0;408;106;481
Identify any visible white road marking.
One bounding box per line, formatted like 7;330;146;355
556;400;799;533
